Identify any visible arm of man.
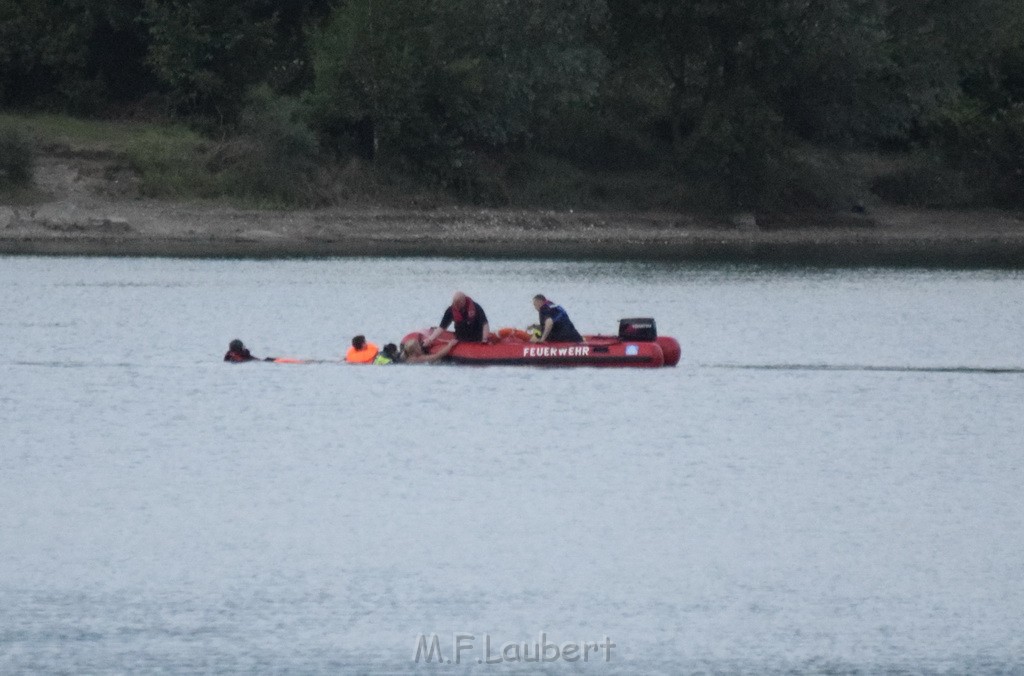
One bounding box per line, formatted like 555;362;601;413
535;317;554;342
475;306;490;343
412;339;457;363
425;308;454;346
431;339;457;361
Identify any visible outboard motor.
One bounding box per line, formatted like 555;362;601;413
618;317;657;341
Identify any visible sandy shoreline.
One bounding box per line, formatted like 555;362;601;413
3;156;1024;266
4;201;1024;267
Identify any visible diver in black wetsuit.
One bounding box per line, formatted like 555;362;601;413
224;339;260;362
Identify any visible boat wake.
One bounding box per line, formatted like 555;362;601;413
706;363;1024;374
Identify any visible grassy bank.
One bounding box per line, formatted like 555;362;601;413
0;113;218;198
3;112;1023;268
2;112;695;211
1;112;1015;216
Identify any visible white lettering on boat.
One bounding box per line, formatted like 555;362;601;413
521;346;591;358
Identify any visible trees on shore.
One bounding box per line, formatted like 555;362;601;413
2;0;1022;208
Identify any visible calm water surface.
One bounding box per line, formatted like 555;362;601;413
1;256;1022;674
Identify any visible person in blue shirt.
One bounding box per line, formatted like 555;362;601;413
531;294;583;343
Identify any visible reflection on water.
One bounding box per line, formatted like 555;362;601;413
1;256;1023;673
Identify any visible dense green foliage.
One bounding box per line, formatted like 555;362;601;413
2;0;1023;208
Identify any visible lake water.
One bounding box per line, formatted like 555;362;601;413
1;256;1022;674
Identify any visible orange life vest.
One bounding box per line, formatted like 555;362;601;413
346;343;379;363
451;296;478;324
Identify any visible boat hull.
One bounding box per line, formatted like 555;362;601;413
404;330;678;368
655;336;681;367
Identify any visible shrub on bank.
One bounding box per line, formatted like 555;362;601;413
206;86;321;205
675;98;857;214
0;127;33;189
672;96;857;213
869;151;975;208
937;103;1024;208
870;104;1024;209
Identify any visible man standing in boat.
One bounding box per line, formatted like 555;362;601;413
532;294;583;343
424;291;491;345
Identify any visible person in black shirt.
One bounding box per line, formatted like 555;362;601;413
424;291;490;345
532;295;583;343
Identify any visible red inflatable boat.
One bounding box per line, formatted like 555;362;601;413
402;318;680;368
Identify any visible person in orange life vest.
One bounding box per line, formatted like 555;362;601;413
423;291;490;346
531;294;583;343
345;335;379;363
224;339;262;362
400;337;458;364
